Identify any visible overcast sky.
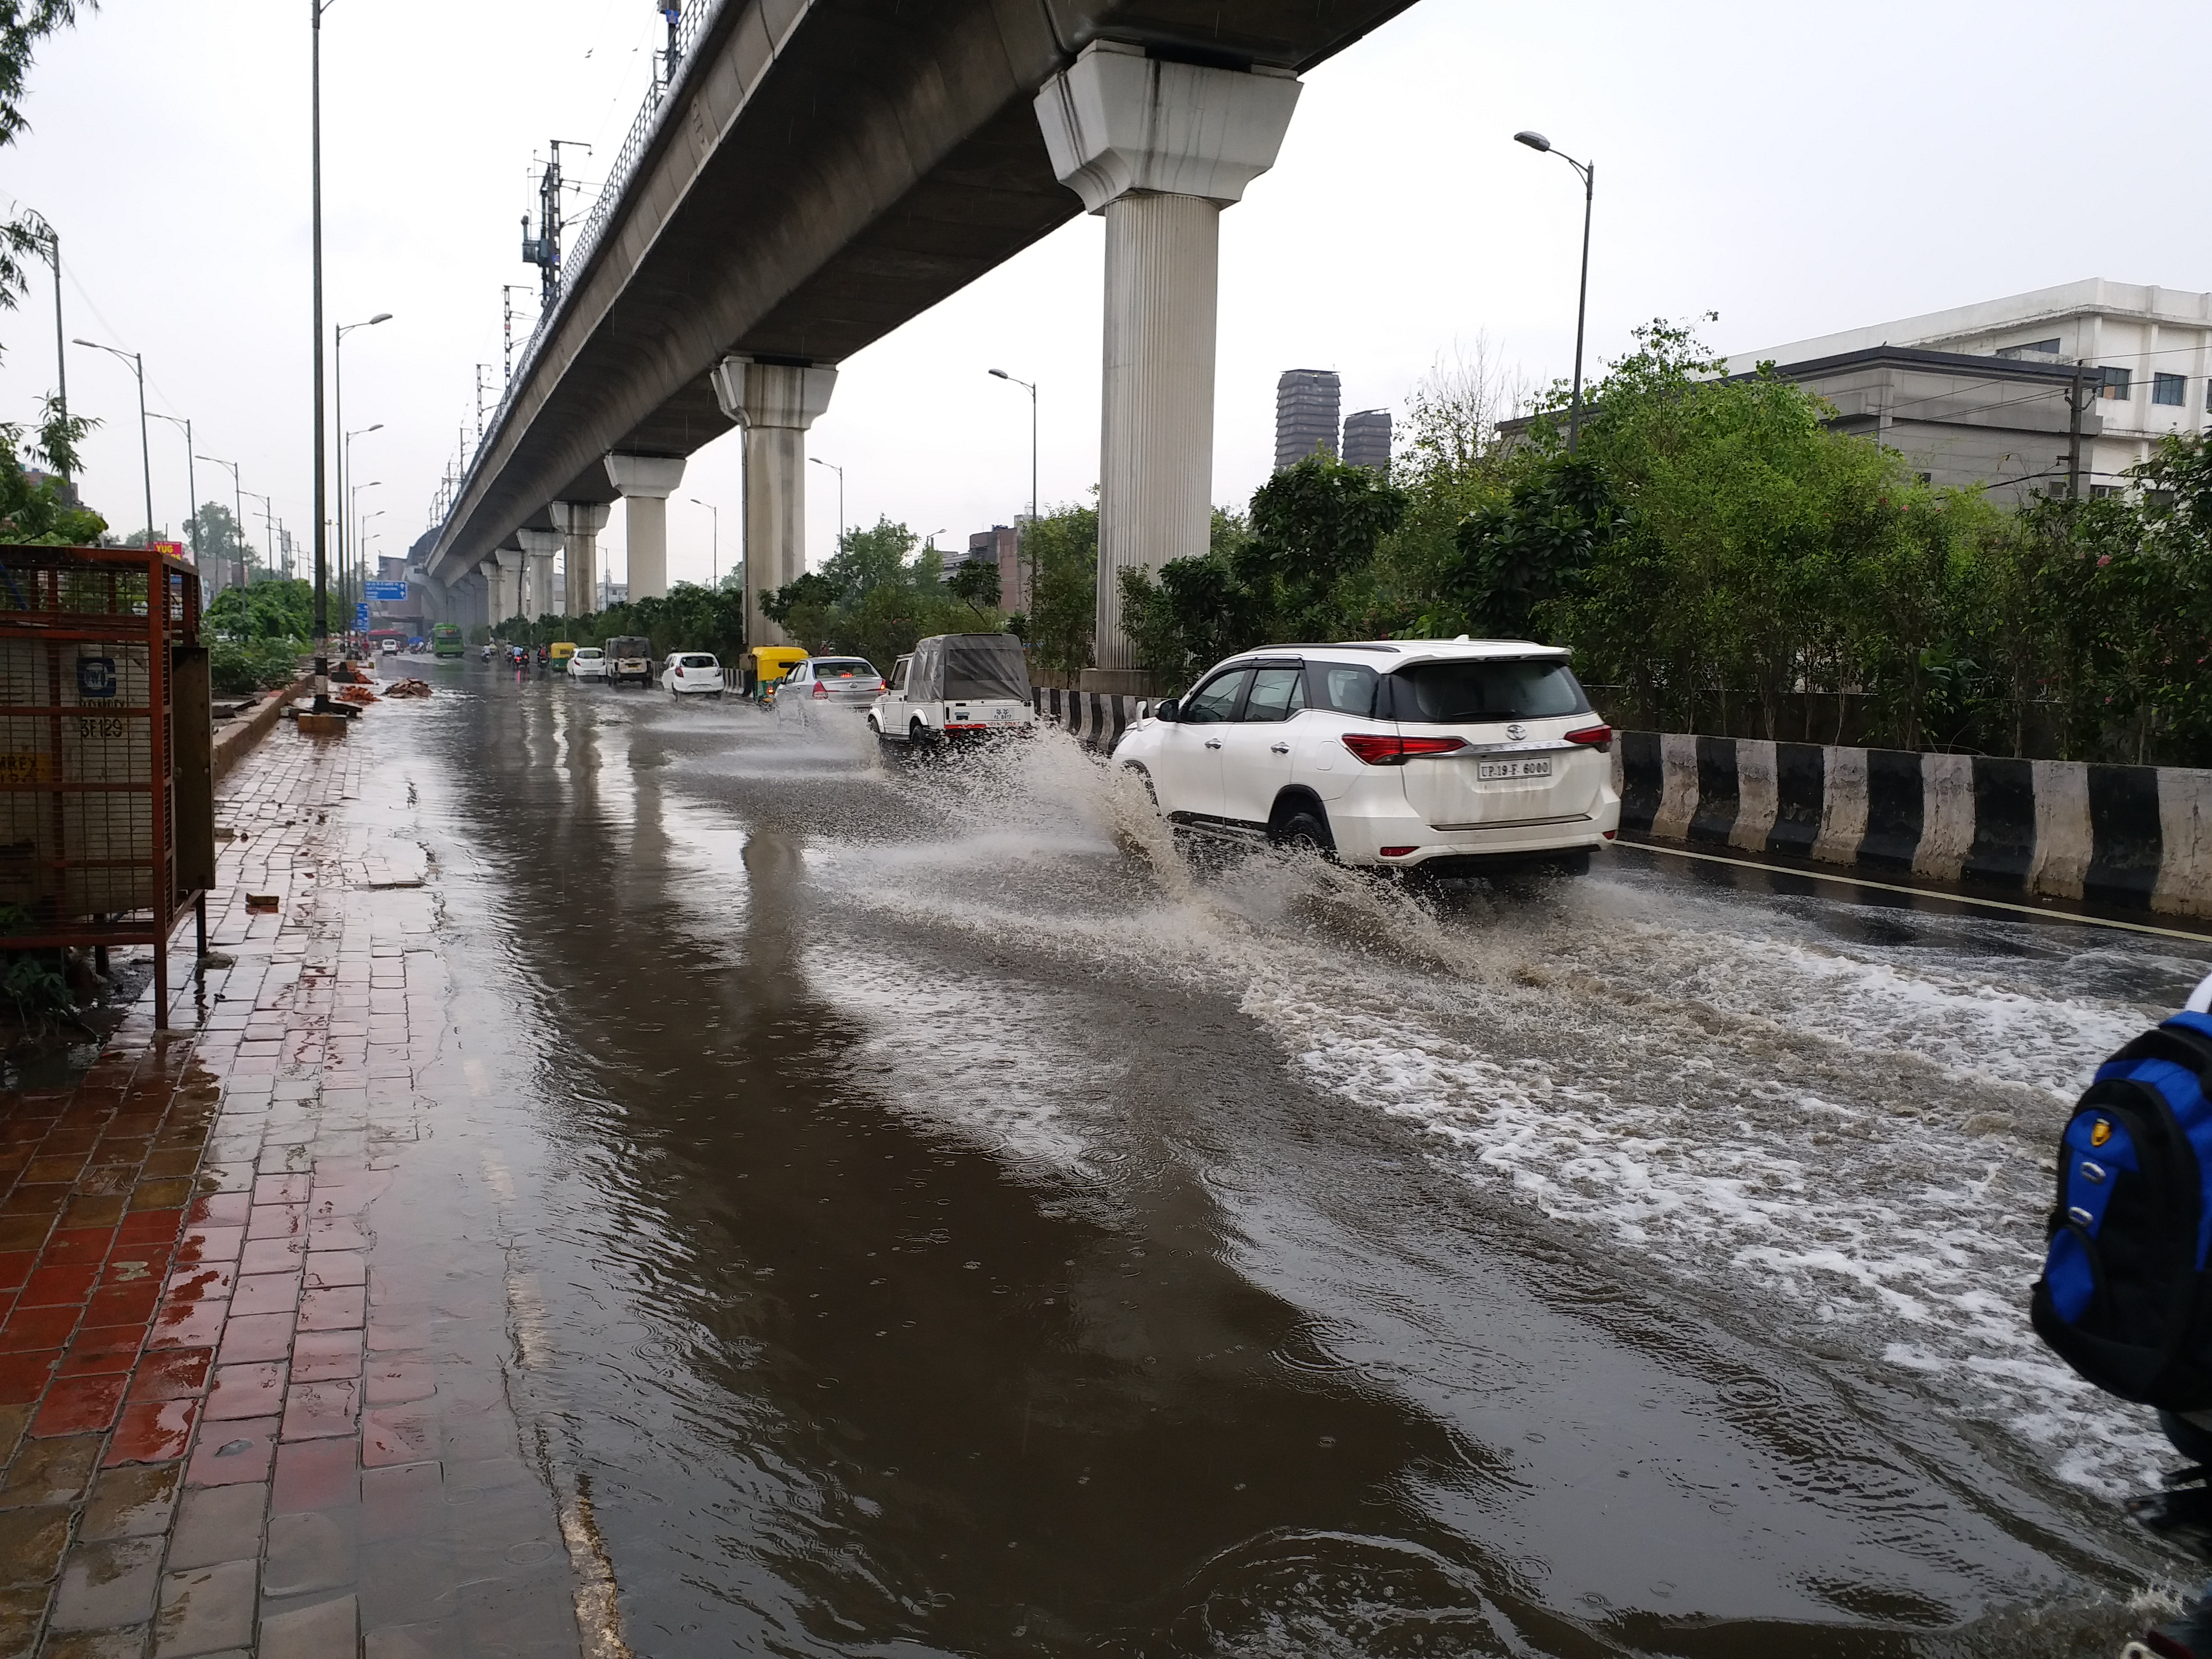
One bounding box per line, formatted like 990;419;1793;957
7;1;2211;591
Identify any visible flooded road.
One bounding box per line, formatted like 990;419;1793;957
362;659;2212;1657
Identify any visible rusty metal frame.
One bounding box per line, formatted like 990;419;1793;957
0;545;208;1028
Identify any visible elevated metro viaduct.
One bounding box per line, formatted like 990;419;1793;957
420;0;1418;675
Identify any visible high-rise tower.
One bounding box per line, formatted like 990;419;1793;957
1341;408;1393;474
1274;369;1341;471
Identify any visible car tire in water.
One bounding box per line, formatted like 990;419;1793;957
1276;808;1335;858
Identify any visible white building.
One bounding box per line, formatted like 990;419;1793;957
1729;279;2212;497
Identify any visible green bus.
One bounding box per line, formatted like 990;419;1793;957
431;622;464;658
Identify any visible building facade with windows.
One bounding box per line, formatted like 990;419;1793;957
1274;369;1341;471
1725;279;2212;498
950;523;1031;618
1340;408;1393;474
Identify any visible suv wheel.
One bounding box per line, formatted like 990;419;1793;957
1275;807;1335;857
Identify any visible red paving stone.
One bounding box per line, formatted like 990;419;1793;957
0;707;590;1657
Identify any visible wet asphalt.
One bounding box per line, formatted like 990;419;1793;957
352;655;2212;1658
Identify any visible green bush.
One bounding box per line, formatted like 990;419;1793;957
210;638;303;696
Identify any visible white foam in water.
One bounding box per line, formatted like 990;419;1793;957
690;724;2212;1494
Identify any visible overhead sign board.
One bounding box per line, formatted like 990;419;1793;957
354;602;370;630
365;580;409;602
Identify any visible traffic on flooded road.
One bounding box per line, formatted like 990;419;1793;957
332;652;2212;1658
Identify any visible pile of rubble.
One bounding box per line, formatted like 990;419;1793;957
384;679;433;698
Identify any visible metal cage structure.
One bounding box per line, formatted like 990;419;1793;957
0;545;215;1029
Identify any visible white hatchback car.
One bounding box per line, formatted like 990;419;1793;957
661;652;725;698
1112;640;1619;875
567;646;608;682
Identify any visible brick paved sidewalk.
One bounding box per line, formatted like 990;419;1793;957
0;725;594;1659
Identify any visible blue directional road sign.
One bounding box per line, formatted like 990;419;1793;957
354;602;370;630
365;580;409;602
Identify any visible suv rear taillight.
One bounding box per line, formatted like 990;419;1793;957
674;666;684;677
1342;733;1467;766
812;682;829;698
1565;723;1612;752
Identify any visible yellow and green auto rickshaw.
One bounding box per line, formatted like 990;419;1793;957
548;642;577;674
741;645;808;701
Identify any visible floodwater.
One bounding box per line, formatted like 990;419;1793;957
356;657;2212;1657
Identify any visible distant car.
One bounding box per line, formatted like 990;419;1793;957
774;655;882;727
568;647;607;682
871;633;1033;745
1110;639;1620;875
379;638;398;655
603;635;654;686
661;652;725;698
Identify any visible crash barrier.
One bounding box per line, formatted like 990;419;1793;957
1031;687;1155;752
1614;732;2212;920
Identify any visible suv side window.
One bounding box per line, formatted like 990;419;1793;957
1241;666;1306;721
1181;669;1251;724
1308;662;1378;716
889;659;908;693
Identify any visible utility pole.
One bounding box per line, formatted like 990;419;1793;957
475;364;490;442
28;216;67;480
2068;361;2090;502
502;285;531;383
522;141;590;308
149;413;195;563
660;4;683;89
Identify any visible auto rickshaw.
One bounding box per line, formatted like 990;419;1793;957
549;641;577;675
741;645;808;701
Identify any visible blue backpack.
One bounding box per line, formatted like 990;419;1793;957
2032;1004;2212;1408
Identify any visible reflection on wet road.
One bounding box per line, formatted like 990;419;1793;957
373;659;2212;1657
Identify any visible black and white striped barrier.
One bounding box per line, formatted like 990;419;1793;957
1615;732;2212;919
1031;688;1154;752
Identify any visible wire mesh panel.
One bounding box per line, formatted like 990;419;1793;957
0;546;207;1025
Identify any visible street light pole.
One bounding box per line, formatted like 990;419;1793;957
988;368;1037;614
1514;130;1595;454
334;318;389;655
196;454;245;590
149;413;195;565
808;456;843;570
312;0;327;696
72;339;155;542
688;498;719;588
28;217;66;479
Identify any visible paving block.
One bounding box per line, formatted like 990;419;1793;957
81;1462;180;1539
0;1432;99;1505
0;1503;70;1587
260;1591;357;1659
184;1417;276;1488
153;1557;257;1656
50;1536;163;1630
263;1509;357;1598
166;1483;265;1573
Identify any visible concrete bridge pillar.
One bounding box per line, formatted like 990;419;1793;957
550;502;611;615
1034;40;1300;682
477;560;501;629
494;550;526;625
712;356;837;649
516;528;563;621
604;455;686;602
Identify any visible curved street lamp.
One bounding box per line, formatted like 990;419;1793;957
72;338;156;542
1514;130;1595;453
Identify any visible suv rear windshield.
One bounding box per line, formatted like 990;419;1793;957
1391;658;1588;723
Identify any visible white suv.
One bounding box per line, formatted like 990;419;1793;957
1111;640;1619;874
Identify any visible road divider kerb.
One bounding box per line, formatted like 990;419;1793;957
211;674;315;791
1615;732;2212;922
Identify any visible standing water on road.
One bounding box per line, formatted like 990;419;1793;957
373;662;2212;1655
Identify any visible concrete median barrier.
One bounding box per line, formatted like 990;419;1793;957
1616;732;2212;920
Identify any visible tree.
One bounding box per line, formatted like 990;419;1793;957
1440;451;1618;641
1021;502;1097;673
0;4;95;346
947;556;1000;616
0;397;102;543
189;503;259;580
